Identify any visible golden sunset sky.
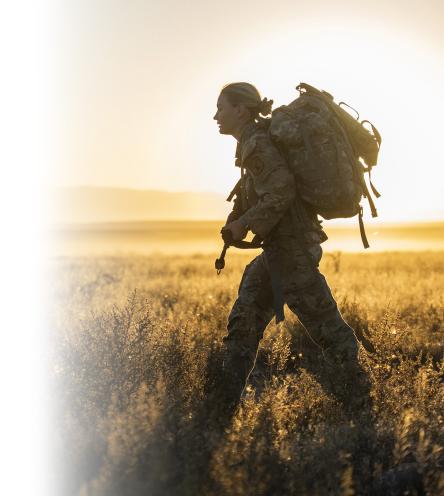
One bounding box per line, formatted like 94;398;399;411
54;0;444;222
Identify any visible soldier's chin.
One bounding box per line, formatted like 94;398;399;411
218;126;229;135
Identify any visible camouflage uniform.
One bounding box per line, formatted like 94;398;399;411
222;121;359;403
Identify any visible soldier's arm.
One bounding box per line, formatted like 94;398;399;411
225;192;244;225
237;136;295;239
221;180;247;242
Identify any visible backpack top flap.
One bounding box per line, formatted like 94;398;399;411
296;83;381;168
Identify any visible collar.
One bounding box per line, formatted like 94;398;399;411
234;121;257;167
238;120;257;145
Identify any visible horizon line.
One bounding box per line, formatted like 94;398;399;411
53;184;225;195
51;218;444;228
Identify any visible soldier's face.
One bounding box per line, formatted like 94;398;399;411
213;93;243;136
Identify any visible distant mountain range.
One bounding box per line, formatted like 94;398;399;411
51;186;231;224
51;186;444;227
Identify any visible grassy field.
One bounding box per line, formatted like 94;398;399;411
50;251;444;495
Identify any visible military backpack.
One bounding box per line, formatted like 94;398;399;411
269;82;382;247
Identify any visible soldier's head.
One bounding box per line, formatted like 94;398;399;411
213;82;273;138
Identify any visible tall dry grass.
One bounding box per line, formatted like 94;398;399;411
49;251;444;495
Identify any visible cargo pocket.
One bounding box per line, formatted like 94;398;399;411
286;272;338;326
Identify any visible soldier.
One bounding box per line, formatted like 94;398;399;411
213;82;362;410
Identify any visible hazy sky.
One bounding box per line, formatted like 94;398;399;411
55;0;444;221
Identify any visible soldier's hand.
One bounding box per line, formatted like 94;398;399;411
224;211;239;226
223;219;248;241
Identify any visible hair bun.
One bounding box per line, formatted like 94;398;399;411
259;97;273;116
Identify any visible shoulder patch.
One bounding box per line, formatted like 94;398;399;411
240;136;257;164
249;158;265;177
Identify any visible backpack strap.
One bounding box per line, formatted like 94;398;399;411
357;171;380;248
300;121;319;172
268;120;320;273
368;168;381;198
265;251;285;323
339;101;360;120
240;166;248;211
358;206;370;249
361;120;382;148
361;178;378;218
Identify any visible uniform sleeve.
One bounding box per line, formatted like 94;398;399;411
225;193;243;224
237;135;295;239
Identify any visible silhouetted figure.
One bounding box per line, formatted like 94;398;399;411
213;82;365;413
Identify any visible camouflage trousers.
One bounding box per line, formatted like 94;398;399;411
221;238;359;403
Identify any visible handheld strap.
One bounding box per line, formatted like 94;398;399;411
226;178;241;202
221;228;263;249
215;233;263;275
215;244;229;274
215;232;284;322
231;236;263;249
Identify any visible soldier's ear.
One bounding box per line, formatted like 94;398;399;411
236;102;250;119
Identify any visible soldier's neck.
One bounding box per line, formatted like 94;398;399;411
234;119;256;142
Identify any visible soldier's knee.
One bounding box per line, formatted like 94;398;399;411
301;315;358;361
226;301;261;341
322;320;359;362
228;300;254;327
287;279;339;323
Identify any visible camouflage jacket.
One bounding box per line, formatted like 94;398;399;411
228;121;327;244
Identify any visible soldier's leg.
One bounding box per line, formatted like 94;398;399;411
283;242;358;363
282;242;372;412
221;253;274;407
